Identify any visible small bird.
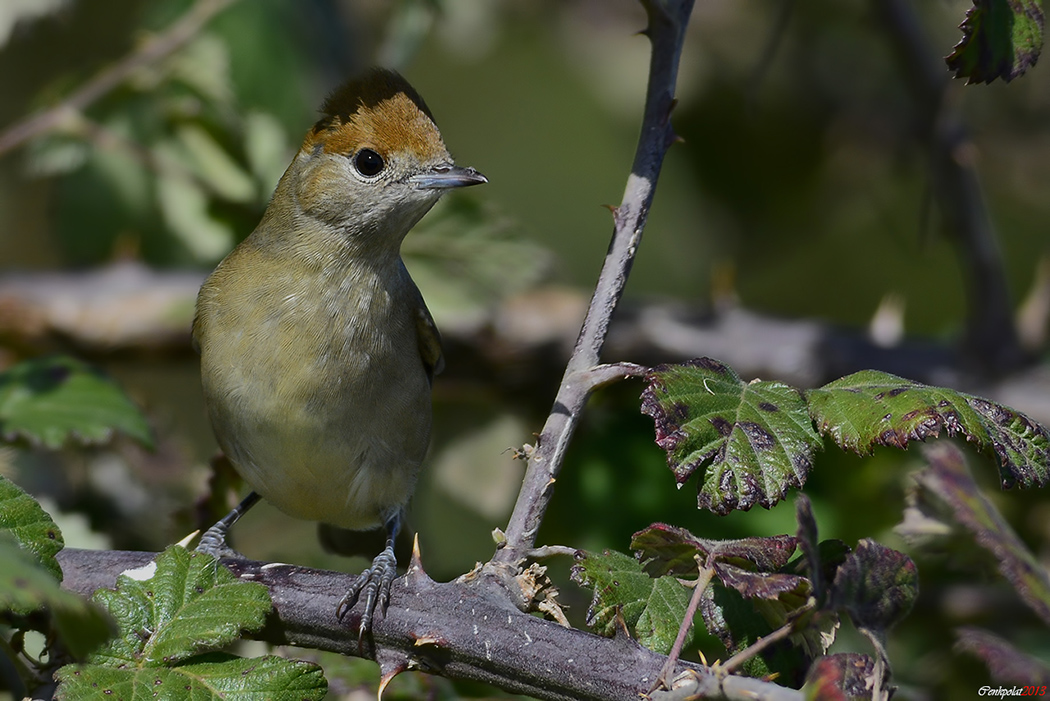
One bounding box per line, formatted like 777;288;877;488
192;68;486;632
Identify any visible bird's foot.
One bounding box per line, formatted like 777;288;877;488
195;522;244;559
337;545;398;638
194;492;260;559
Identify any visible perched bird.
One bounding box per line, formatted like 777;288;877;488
192;68;486;632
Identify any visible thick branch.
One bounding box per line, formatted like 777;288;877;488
0;0;238;157
494;0;695;564
56;548;800;701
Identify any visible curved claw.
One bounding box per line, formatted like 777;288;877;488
337;545;398;638
336;512;403;641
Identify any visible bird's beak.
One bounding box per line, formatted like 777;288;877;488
409;165;488;190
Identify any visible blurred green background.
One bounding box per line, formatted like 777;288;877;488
1;0;1049;698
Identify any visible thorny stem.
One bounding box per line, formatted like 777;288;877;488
0;0;239;157
493;0;695;564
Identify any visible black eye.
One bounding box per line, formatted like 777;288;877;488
353;148;384;177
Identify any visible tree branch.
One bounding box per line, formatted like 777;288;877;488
493;0;696;565
56;548;801;701
0;0;238;158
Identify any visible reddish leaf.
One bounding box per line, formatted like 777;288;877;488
916;441;1050;625
830;539;918;635
955;626;1050;685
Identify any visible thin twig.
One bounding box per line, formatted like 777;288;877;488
493;0;695;564
0;0;238;158
720;619;797;676
654;557;715;691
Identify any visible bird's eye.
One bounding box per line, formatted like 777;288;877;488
353;149;384;177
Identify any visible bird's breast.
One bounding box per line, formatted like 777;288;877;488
197;259;432;529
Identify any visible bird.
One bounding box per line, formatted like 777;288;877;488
191;67;486;634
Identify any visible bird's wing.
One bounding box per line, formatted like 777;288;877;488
414;295;444;383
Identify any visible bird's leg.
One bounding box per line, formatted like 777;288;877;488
195;491;261;558
337;511;401;638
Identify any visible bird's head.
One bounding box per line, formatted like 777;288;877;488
291;68;486;244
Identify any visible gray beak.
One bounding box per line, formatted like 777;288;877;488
409;165;488;190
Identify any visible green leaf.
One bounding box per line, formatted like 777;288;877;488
55;653;327;701
0;474;63;580
571;549;654;636
0;355;153;450
0;538;112;657
946;0;1044;84
89;546;271;667
641;358;822;515
829;539;918;636
570;548;698;654
634;575;693;655
914;441;1050;625
806;369;1050;490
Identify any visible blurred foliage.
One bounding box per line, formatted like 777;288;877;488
0;0;1049;699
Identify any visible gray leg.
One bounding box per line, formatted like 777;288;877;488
196;491;261;558
337;511;401;637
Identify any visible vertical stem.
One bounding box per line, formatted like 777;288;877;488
495;0;696;562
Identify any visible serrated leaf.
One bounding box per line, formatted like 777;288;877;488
0;474;63;579
0;355;153;450
946;0;1044;84
90;546;271;667
634;575;693;655
802;653;880;701
829;539;918;636
641;358;821;515
955;626;1050;685
570;548;701;654
571;549;654;636
632;523;798;578
917;441;1050;625
55;653;327;701
0;538;112;657
807;369;1050;490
